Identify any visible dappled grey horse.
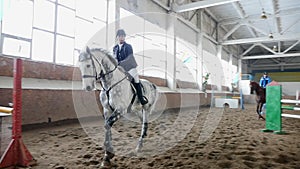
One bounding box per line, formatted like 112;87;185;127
78;47;158;168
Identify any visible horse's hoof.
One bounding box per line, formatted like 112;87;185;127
135;144;143;153
258;116;265;121
105;151;115;159
100;160;112;169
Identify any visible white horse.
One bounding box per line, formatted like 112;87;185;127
78;47;158;168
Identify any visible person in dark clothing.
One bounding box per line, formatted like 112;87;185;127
113;29;148;105
259;72;272;95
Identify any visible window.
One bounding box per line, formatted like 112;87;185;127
3;37;30;58
74;18;105;50
56;35;75;65
120;8;144;36
75;0;93;20
33;0;55;32
126;34;144;54
2;0;33;38
176;38;197;82
143;49;166;79
1;0;111;66
91;0;106;21
58;0;75;9
57;6;75;37
143;33;167;79
32;29;54;62
92;19;106;38
74;18;93;49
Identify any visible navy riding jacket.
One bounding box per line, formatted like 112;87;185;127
113;42;137;71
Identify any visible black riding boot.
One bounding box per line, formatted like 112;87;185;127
133;82;148;105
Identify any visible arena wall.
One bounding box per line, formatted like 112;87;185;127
0;56;216;125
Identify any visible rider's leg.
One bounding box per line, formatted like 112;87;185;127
128;68;148;105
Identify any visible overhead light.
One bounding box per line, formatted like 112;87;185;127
268;33;273;39
261;11;267;19
272;46;277;52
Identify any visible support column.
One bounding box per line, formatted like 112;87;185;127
106;0;117;50
238;58;242;90
229;54;233;91
166;13;176;90
197;10;203;91
197;32;203;90
216;45;222;91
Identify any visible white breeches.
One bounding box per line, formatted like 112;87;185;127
128;68;140;83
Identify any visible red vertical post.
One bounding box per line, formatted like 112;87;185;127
0;58;35;168
13;58;23;139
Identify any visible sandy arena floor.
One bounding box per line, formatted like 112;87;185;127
20;104;300;169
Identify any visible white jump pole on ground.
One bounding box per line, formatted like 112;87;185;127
296;90;299;106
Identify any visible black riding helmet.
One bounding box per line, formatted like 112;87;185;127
116;29;126;37
263;72;268;75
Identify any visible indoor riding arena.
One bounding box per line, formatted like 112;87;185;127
0;0;300;169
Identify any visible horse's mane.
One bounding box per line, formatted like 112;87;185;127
90;48;118;66
90;47;129;76
250;81;265;97
250;81;261;89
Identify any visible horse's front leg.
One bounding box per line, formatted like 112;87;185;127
258;103;265;120
136;109;148;153
101;109;120;168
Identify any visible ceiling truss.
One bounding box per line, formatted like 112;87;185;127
152;0;300;70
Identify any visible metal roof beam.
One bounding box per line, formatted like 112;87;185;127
242;53;300;60
221;33;300;45
232;2;257;38
245;23;268;36
283;40;300;54
250;62;300;67
219;8;300;26
222;23;241;40
257;43;276;54
241;44;256;56
281;18;300;34
272;0;281;34
173;0;239;13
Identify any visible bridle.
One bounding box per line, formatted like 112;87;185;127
81;52;117;81
80;50;130;112
80;51;127;91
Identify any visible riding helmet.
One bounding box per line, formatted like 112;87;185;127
116;29;126;37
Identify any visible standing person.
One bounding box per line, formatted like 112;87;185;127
259;72;272;95
113;29;148;105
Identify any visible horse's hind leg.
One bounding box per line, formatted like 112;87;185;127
256;103;265;120
136;109;148;153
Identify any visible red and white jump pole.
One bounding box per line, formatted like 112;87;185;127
0;59;35;168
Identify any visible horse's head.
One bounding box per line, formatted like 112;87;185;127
78;46;98;91
249;81;258;94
